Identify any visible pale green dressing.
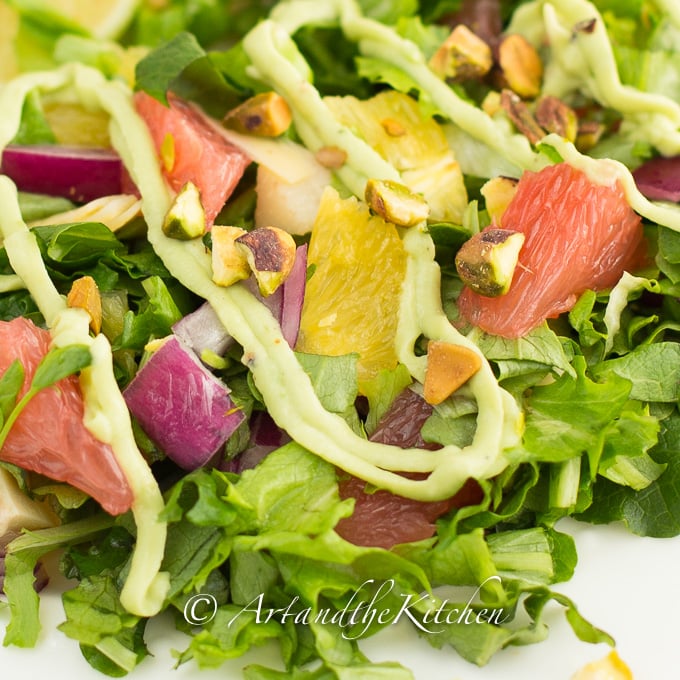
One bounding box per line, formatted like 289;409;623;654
2;0;677;618
0;65;169;618
0;274;24;293
510;0;680;155
241;0;523;498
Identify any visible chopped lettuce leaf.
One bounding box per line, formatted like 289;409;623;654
592;342;680;402
577;408;680;536
522;355;633;466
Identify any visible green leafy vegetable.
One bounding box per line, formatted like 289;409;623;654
0;344;91;450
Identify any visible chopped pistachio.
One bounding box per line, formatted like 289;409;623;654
480;176;519;223
364;178;430;227
429;24;493;82
423;340;483;405
235;226;296;296
576;120;605;152
315;145;348;169
481;90;502;117
535;95;578;142
223;91;292;137
67;275;102;334
498;33;543;99
211;225;250;287
500;89;546;145
381;118;407;137
455;228;525;297
162;181;206;240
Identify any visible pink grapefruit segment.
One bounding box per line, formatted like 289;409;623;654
134;91;251;227
334;389;482;549
458;162;645;338
0;317;133;515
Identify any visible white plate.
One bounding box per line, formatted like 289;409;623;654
1;517;679;679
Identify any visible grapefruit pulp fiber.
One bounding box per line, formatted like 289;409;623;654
134;91;251;227
457;162;645;338
0;317;133;515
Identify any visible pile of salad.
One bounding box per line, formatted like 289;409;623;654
1;0;680;677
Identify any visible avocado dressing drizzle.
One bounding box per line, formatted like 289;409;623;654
2;0;680;617
0;65;169;618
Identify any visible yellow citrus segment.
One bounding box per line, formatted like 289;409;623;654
47;0;140;39
0;3;19;81
571;651;633;680
324;90;468;223
296;186;407;385
43;101;112;147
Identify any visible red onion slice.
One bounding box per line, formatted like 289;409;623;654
632;155;680;203
172;301;234;357
221;410;291;473
123;335;245;470
280;244;308;347
1;144;126;203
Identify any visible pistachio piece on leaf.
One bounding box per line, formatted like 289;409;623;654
67;275;102;334
223;91;292;137
497;33;543;99
211;225;250;287
423;340;483;405
429;24;493;82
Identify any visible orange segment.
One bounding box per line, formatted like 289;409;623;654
295;187;407;385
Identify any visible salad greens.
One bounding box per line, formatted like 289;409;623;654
1;0;680;678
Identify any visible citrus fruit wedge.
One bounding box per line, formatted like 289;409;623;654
0;317;133;515
41;0;140;40
295;186;407;385
134;91;251;227
458;162;646;338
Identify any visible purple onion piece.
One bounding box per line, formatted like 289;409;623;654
123;335;245;470
221;411;291;473
1;144;125;203
172;301;234;357
280;244;308;347
632;155;680;203
178;244;307;357
244;243;307;346
244;277;284;324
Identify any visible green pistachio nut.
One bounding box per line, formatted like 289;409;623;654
455;228;525;297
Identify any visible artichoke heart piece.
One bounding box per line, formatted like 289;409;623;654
455;228;525;297
162;181;206;240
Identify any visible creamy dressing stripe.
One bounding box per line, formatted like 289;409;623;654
0;64;169;618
